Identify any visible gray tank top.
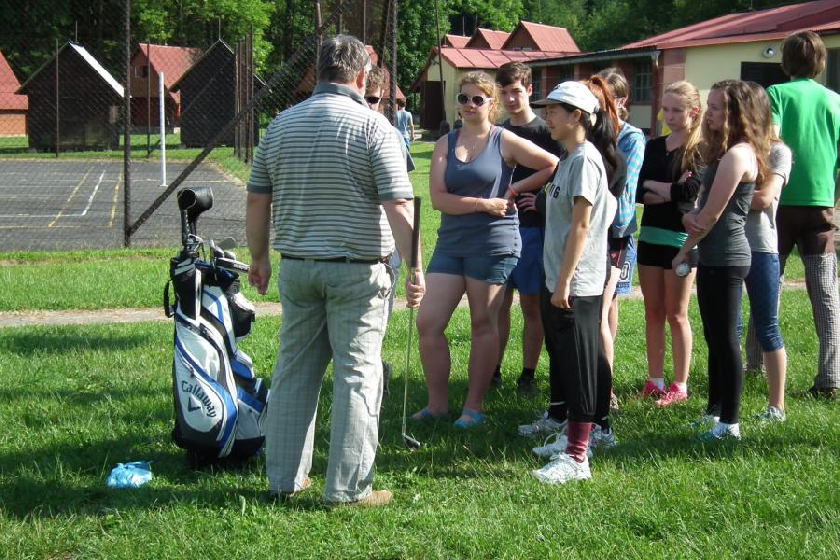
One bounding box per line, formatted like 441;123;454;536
697;160;755;267
436;127;520;257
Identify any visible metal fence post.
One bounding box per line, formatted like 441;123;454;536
124;0;132;247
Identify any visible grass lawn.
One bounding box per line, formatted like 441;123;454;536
0;142;827;311
0;290;837;558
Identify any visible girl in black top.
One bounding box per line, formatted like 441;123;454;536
636;81;703;406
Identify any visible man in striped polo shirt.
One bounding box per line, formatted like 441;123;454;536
246;35;425;507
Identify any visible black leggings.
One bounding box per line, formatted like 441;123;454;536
540;287;609;424
696;265;749;424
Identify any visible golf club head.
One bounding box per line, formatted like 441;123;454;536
216;237;238;251
402;433;421;451
177;187;213;224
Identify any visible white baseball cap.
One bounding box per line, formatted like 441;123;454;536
531;81;600;115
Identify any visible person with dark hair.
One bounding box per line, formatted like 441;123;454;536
365;66;415;395
395;97;415;149
595;68;646;408
246;35;425;506
673;79;771;441
414;71;558;429
494;61;564;397
767;30;840;399
528;82;617;483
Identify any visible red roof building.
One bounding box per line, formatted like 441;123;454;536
529;0;840;134
0;50;27;136
412;21;580;131
443;34;470;48
464;28;511;50
129;43;203;128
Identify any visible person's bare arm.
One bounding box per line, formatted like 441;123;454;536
383;198;425;308
552;197;592;308
429;136;508;217
643;180;674;200
684;145;753;238
751;173;784;210
246;192;273;295
501;130;559;195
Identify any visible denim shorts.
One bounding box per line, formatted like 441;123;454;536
427;250;518;285
507;226;543;295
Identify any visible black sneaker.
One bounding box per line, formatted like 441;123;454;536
515;375;537;397
490;375;504;389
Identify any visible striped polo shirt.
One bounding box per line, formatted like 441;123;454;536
247;83;414;260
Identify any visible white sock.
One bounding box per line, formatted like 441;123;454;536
674;381;687;393
648;377;665;389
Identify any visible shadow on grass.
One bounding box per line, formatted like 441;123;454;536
0;331;153;356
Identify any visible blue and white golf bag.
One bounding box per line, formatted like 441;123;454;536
164;187;268;463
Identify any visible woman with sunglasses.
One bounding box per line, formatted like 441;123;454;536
414;71;558;428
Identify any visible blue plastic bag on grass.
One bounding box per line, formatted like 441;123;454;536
107;462;153;489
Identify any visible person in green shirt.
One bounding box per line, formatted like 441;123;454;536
767;30;840;398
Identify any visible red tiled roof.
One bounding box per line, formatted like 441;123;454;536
505;21;580;53
0;50;26;111
132;43;203;103
438;47;573;70
444;34;471;48
623;0;840;50
466;29;511;50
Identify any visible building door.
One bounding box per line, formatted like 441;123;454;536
421;81;444;130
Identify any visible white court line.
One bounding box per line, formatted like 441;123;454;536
0;169;105;220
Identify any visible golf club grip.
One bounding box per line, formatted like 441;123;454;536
410;196;421;269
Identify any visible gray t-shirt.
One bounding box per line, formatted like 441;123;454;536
544;141;616;297
744;143;792;253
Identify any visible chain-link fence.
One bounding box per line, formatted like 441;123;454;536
0;0;399;252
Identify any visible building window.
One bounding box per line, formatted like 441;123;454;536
531;68;542;100
632;59;652;103
134;65;148;79
828;49;840;93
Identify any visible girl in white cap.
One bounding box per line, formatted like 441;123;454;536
529;80;617;484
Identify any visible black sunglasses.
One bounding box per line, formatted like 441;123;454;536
456;93;493;106
365;96;381;104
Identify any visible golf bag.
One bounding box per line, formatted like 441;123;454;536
164;187;268;464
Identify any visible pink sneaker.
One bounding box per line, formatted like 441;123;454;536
641;380;666;398
655;383;688;406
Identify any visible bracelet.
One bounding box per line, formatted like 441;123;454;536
507;186;518;198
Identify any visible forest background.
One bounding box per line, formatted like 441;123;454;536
2;0;806;113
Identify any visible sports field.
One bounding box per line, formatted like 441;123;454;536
0;159;247;251
0;143;837;558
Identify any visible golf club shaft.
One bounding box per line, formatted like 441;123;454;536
401;196;422;443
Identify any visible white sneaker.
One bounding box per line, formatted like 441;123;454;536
532;432;593;459
756;406;786;424
531;453;591;484
518;412;567;438
699;421;742;442
589;425;617;449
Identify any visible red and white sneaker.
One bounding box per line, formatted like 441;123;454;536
641;379;666;398
655;383;688;407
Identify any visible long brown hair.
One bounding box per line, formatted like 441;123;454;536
701;79;771;185
663;81;703;175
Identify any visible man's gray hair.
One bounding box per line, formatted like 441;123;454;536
318;35;371;84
